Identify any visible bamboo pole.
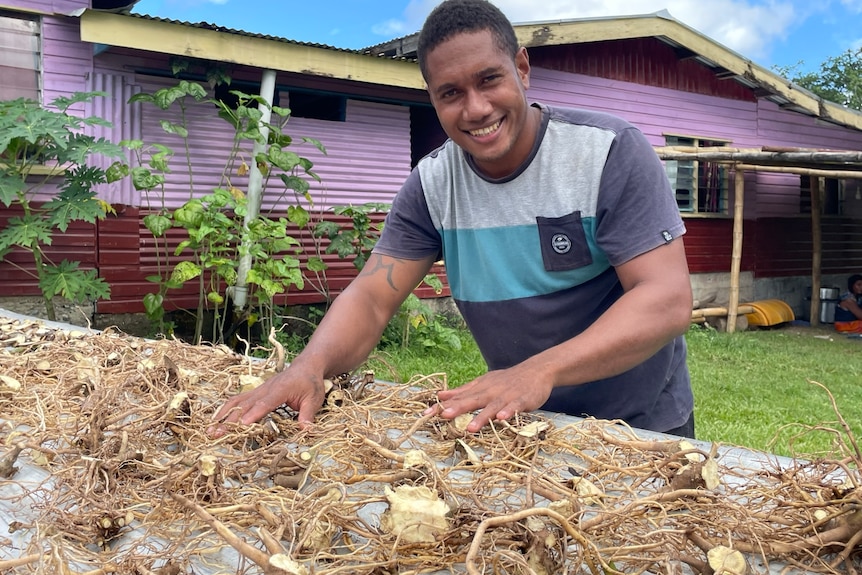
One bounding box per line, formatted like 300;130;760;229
691;305;755;319
655;147;862;165
734;164;862;179
810;177;823;326
727;166;745;333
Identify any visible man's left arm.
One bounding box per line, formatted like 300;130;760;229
432;237;692;432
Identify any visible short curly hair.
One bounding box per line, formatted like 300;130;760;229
417;0;519;82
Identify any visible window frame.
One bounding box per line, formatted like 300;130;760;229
663;133;731;216
800;175;844;216
0;9;42;103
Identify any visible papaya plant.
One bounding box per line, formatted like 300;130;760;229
0;93;124;321
313;202;391;272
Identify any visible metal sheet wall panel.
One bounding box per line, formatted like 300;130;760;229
0;203;98;296
135;76;412;211
528;65;862;221
86;72;143;206
0;1;88;14
529;39;755;102
41;13;92;110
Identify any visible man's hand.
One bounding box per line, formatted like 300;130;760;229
208;367;327;437
426;363;555;433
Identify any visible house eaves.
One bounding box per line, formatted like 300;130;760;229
519;12;862;132
76;10;425;90
368;11;862;133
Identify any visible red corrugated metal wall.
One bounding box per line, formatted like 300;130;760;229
94;208;449;314
6;206;862;311
682;217;862;276
0;204;98;296
528;38;755;102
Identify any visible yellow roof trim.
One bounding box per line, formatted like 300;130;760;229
0;4;52;16
79;10;425;90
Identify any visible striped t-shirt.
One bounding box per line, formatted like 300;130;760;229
374;103;692;432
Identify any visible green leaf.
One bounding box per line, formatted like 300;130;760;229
159;120;189;138
174;239;193;255
128;93;156;106
269;148;301;172
143;292;164;318
0;173;26;207
169;260;201;285
143;213;172;237
105;161;130;183
0;215;53;251
120;138;144;150
281;174;310;196
313;220;340;239
422;273;444;294
42;166;107;232
306;257;327;272
145;275;164;284
173;200;205;228
50;91;107;113
271;105;291;118
39;260;110;303
286;204;309;227
301;136;327;155
131;166;165;191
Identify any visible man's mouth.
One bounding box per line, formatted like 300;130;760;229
468;119;501;137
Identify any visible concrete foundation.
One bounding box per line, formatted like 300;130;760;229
690;272;847;324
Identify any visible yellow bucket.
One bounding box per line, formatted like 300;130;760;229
744;299;795;327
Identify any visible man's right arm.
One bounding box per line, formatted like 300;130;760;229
209;253;437;435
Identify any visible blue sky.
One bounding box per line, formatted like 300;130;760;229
132;0;862;74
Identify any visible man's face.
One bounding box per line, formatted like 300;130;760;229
424;30;537;179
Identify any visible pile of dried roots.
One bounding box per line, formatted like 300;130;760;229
1;313;861;575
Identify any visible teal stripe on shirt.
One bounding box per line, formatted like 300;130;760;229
441;218;610;303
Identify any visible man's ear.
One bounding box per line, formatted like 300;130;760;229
515;46;531;89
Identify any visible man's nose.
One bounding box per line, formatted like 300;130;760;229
462;89;492;120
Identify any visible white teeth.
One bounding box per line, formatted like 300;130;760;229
470;121;500;137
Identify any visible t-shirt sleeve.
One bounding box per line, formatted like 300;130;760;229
594;126;686;266
373;168;443;261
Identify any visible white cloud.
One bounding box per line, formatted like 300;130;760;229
372;19;410;37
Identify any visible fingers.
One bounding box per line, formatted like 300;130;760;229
207;390;276;438
424;371;551;433
424;388;514;432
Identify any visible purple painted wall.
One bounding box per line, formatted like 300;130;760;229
3;1;93;106
1;0;88;13
527;67;862;219
126;75;412;211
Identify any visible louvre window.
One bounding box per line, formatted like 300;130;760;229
800;175;843;215
0;11;40;102
664;135;729;214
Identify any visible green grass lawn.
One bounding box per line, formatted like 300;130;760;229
686;325;862;458
365;323;862;459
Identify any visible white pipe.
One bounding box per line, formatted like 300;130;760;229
233;68;276;311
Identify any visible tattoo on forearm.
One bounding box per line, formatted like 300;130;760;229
363;254;400;291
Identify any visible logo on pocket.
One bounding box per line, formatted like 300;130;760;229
551;233;572;254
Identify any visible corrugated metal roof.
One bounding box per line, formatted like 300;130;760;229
123;10;411;60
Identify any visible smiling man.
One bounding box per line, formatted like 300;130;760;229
211;0;695;438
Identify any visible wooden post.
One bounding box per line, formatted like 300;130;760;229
727;165;745;333
810;177;823;326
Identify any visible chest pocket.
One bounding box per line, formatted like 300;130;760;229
536;211;593;272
